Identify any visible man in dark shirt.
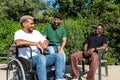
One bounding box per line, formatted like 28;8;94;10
71;24;107;80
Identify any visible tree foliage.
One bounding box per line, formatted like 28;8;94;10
54;0;88;18
0;0;48;21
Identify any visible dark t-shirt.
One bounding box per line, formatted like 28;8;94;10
86;35;107;50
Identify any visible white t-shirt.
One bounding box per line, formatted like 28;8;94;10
14;30;46;59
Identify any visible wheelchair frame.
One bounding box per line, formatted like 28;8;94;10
6;43;58;80
6;44;38;80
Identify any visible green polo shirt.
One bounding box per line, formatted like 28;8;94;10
43;24;66;46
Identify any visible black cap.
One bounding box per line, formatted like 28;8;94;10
54;13;62;20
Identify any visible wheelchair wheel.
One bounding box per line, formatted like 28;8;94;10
6;58;26;80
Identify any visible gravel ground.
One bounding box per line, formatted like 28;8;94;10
0;64;120;80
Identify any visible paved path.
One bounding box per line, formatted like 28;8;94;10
0;64;120;80
64;65;120;80
0;64;6;80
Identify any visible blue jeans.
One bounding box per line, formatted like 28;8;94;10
32;53;63;80
45;46;66;73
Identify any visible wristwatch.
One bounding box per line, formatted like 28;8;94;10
94;47;97;50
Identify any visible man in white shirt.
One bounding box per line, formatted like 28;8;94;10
14;15;64;80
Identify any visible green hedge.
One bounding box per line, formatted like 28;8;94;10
0;19;20;55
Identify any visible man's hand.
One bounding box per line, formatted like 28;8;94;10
58;48;63;54
39;42;46;49
36;43;43;53
39;40;49;49
84;48;95;56
83;51;89;57
88;48;95;53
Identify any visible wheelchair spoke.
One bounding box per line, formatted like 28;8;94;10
6;59;26;80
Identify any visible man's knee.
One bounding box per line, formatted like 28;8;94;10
46;46;55;54
70;54;75;60
37;55;46;65
91;53;98;60
55;53;62;60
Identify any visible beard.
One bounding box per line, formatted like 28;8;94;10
54;22;60;28
28;27;34;33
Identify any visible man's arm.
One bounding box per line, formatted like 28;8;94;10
15;39;44;53
87;43;108;56
82;43;90;56
83;43;88;53
95;43;107;51
58;37;66;54
39;40;49;49
15;39;37;46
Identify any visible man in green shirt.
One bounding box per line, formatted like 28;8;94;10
43;13;66;74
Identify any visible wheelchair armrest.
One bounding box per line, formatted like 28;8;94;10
15;44;32;59
15;44;30;48
98;47;108;60
48;43;56;46
48;43;58;53
98;47;108;53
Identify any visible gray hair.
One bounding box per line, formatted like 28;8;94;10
20;15;34;24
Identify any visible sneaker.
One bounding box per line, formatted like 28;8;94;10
48;77;55;80
72;77;82;80
55;79;63;80
78;77;82;80
71;79;78;80
51;66;55;71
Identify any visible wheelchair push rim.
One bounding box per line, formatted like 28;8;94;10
6;58;26;80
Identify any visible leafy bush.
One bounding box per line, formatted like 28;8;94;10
0;18;20;55
0;18;120;65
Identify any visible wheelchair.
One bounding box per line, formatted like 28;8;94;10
6;44;56;80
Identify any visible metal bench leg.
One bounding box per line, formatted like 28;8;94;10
82;61;85;72
105;62;108;76
98;53;101;80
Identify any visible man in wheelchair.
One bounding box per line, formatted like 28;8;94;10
14;15;64;80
